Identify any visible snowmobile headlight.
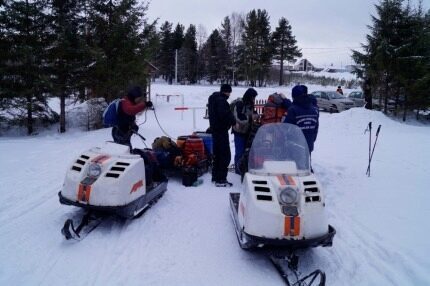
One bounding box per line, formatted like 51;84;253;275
88;163;102;178
279;187;298;205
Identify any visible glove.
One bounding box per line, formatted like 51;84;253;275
145;101;153;108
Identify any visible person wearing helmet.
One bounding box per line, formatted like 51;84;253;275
336;86;343;95
112;86;153;147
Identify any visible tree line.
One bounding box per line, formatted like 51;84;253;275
0;0;302;134
353;0;430;120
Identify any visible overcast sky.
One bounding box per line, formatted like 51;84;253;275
146;0;428;68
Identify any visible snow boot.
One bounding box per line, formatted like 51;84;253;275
215;180;233;187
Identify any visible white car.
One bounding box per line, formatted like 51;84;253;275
348;91;366;107
311;91;355;113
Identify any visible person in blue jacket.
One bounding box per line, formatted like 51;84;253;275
284;85;319;158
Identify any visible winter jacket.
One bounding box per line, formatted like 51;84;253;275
283;94;319;152
117;96;147;134
232;99;255;134
208;92;236;133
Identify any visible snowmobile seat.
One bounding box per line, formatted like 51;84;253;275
131;148;167;187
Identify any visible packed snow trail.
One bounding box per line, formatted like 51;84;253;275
1;83;430;285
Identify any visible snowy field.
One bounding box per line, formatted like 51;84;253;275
0;83;429;285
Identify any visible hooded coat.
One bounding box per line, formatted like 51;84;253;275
284;88;319;152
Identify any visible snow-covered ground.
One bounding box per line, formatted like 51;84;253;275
0;83;429;285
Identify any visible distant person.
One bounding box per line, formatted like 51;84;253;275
112;86;153;147
336;86;343;95
208;84;237;187
284;85;319;171
231;88;258;174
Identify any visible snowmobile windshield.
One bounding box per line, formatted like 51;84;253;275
248;123;311;176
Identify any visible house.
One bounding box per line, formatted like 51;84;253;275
293;59;316;71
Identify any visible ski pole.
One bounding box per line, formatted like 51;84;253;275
364;122;372;175
366;125;381;176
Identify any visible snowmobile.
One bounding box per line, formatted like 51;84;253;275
229;123;335;285
59;140;168;240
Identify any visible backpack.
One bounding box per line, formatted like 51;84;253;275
230;98;251;134
103;99;121;127
230;98;242;115
261;93;287;124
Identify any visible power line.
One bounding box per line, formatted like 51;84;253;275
301;46;361;50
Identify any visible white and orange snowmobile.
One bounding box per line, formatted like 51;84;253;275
229;123;335;285
59;139;168;240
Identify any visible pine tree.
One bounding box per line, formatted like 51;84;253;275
202;29;227;84
241;9;272;87
159;21;174;83
0;0;52;135
353;0;430;120
271;17;302;86
48;0;86;133
86;0;149;100
178;25;198;83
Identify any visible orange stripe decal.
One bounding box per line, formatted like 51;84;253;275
284;216;301;237
84;185;92;202
130;180;144;194
277;175;287;186
77;184;93;203
91;155;110;164
294;216;301;236
284;216;291;236
77;184;85;201
286;176;296;186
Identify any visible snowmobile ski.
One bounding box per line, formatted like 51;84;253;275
61;211;107;241
270;254;326;286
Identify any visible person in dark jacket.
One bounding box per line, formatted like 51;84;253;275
232;88;258;174
336;86;343;95
208;84;237;187
284;85;319;156
112;86;153;147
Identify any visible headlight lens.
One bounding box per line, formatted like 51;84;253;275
279;187;298;204
88;163;102;178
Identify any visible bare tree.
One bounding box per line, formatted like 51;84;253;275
196;24;207;50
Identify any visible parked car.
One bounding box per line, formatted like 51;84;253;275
348;91;366;107
310;91;355;113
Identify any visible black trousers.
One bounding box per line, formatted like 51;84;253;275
212;131;231;182
112;126;132;147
